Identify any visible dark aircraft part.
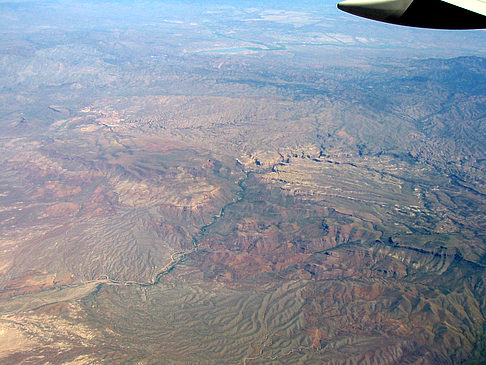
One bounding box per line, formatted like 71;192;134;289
337;0;486;29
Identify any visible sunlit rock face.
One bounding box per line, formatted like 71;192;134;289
0;1;485;364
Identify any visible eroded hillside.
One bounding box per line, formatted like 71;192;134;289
0;1;485;363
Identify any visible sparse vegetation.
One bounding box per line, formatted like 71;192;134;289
0;1;485;364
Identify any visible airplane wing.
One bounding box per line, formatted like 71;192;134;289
442;0;486;16
337;0;486;29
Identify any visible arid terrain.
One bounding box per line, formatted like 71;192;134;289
0;1;485;364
